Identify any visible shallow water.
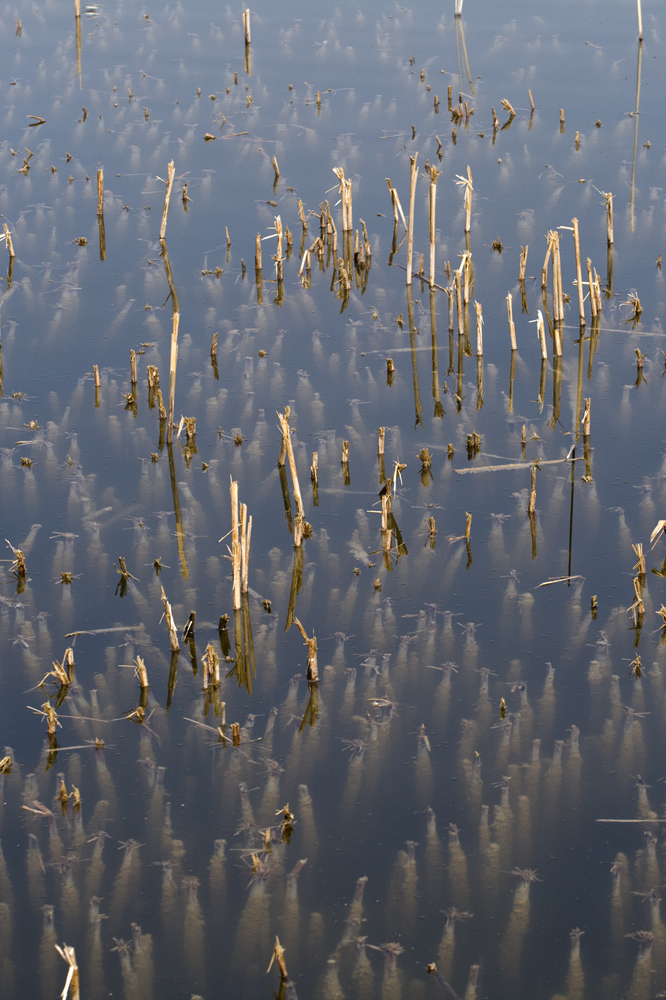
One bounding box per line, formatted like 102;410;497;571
1;1;665;998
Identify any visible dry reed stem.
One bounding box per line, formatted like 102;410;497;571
581;398;591;436
455;166;473;233
474;301;483;356
528;89;535;112
159;160;175;240
230;480;241;611
294;618;318;683
586;258;597;318
74;0;80;16
506;293;517;351
160;586;180;650
406;153;418;284
55;944;80;1000
277;410;305;521
241;505;252;594
96;169;103;215
243;8;251;44
2;224;15;258
536;310;548;359
167;311;180;444
529;467;537;513
378;427;385;455
93;365;100;388
427;164;441;286
572;217;586;325
519;245;528;281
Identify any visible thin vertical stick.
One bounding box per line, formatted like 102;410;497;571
406;153;418;284
230;480;241;611
167;311;179;444
160;586;180;650
637;0;643;40
277;410;304;521
96;169;104;215
529;467;537;513
160;160;175;240
506;293;517;351
74;0;80;16
130;349;137;384
603;191;614;245
586;258;597;319
243;8;251;44
537;310;548;360
474;301;483;356
428;165;441;287
2;224;15;258
378;427;385;455
519;245;528;281
572;217;586;325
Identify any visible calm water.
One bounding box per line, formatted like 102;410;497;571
1;1;665;998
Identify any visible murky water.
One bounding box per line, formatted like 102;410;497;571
1;1;665;998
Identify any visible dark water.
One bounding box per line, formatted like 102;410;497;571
1;1;665;998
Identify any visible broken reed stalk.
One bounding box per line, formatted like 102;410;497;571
455;165;473;233
160;586;180;650
586;258;597;319
598;190;614;247
2;223;15;258
55;943;80;1000
277;409;305;543
582;398;591;436
536;310;548;360
74;0;80;16
386;178;407;229
93;365;100;388
167;310;180;444
310;452;318;484
572;217;586;325
552;232;564;322
529;466;537;513
159;160;175;240
333;167;352;231
294;617;318;683
130;349;137;384
341;440;350;464
240;501;252;594
637;0;642;40
243;7;251;44
230;480;242;611
541;235;552;290
427;164;441;287
519;245;528;281
506;292;517;351
378;426;385;455
135;656;149;689
96;169;103;215
474;301;483;356
405;153;418;285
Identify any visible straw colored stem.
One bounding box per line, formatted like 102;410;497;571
2;224;15;258
406;154;418;284
506;293;517;351
160;586;180;650
572;218;585;324
230;481;241;611
96;169;104;215
160;160;175;240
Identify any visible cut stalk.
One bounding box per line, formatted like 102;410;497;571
406;153;418;285
159;160;175;240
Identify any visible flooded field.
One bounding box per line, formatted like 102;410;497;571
1;0;665;997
